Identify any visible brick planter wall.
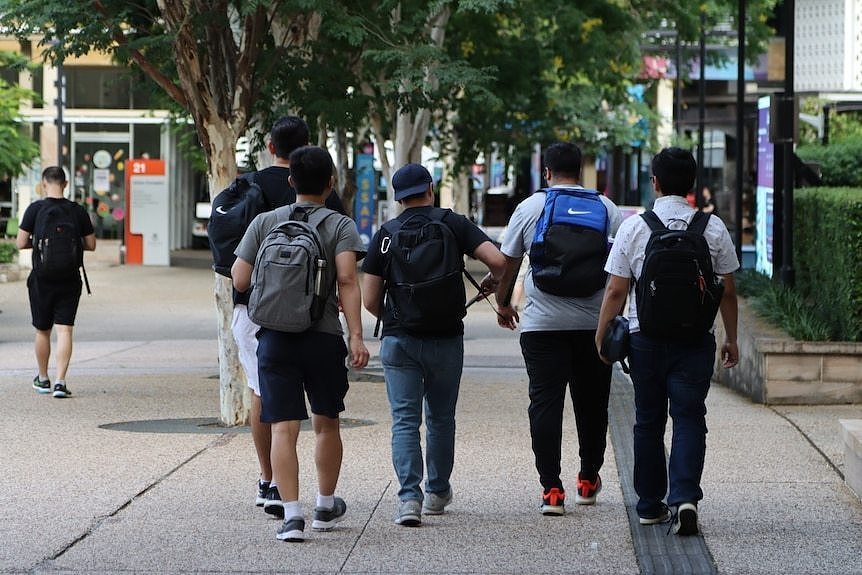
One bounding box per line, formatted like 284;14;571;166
714;299;862;404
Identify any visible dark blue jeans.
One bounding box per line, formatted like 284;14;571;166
520;330;612;491
629;331;716;517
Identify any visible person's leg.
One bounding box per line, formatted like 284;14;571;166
54;324;73;381
629;333;671;518
311;414;342;496
422;336;463;497
568;330;612;480
666;334;715;508
380;334;425;502
270;420;302;502
34;328;51;380
232;305;272;482
520;331;570;492
251;394;273;481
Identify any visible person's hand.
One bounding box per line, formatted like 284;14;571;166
721;340;739;368
348;334;369;368
496;304;519;330
594;336;612;366
479;272;499;295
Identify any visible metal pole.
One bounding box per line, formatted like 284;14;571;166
696;11;706;208
675;34;683;137
55;60;65;170
781;0;795;286
735;0;745;264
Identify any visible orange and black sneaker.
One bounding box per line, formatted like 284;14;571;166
541;487;565;516
575;473;602;505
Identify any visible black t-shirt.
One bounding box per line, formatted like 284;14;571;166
233;166;346;305
361;206;491;337
19;198;94;280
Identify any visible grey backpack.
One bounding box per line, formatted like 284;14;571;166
247;206;335;332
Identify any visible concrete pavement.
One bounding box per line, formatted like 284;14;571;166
0;260;860;574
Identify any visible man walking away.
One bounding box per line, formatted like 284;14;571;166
495;142;622;516
362;163;506;527
232;146;369;542
222;116;346;513
16;166;96;398
595;147;739;535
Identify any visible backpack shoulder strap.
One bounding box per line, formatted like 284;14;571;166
640;210;666;233
687;210;710;236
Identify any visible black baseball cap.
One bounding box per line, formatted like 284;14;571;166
392;163;432;201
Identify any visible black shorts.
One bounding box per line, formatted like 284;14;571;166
256;328;349;422
27;274;83;330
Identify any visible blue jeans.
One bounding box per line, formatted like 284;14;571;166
629;331;716;517
380;333;464;502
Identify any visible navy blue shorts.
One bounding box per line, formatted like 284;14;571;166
256;328;349;422
27;274;83;330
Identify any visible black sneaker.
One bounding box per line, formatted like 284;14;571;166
263;485;284;518
52;382;71;398
671;503;699;536
255;480;270;507
639;504;672;525
276;517;305;542
312;497;347;531
32;376;51;394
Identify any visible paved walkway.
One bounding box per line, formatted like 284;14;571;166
0;262;860;574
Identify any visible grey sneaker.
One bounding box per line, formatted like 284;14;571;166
422;489;452;515
395;499;422;527
32;376;51;394
52;382;71;398
255;480;270;507
276;516;305;542
312;497;347;531
672;503;699;536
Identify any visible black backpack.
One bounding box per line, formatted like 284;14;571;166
376;208;481;336
636;210;724;340
529;188;610;297
33;200;83;280
208;173;269;277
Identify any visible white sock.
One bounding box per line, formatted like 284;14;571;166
283;500;302;519
55;380;65;386
316;494;335;510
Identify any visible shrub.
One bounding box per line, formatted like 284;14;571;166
736;269;832;341
794;187;862;341
0;240;18;264
796;138;862;187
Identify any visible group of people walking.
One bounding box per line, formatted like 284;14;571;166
17;115;739;545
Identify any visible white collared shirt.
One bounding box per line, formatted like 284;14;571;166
604;194;739;333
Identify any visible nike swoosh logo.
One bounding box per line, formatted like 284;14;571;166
215;206;229;214
567;209;591;215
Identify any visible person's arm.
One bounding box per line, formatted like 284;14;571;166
231;257;254;293
82;233;96;251
595;274;630;364
15;228;31;250
493;255;522;330
718;273;739;368
361;272;385;318
336;250;370;368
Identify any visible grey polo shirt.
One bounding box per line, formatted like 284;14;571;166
500;186;623;332
604;194;740;333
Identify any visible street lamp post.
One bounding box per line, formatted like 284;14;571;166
780;0;795;287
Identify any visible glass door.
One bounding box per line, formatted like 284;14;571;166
71;132;130;240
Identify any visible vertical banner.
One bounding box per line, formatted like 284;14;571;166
354;153;376;247
755;96;775;277
125;159;169;266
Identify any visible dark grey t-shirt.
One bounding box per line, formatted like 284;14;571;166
235;201;366;335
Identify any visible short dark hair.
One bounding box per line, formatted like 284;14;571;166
42;166;66;184
270;116;310;159
651;147;696;197
288;146;333;196
543;142;582;179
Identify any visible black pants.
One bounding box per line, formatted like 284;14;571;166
520;330;612;491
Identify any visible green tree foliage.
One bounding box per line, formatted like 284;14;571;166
0;51;39;178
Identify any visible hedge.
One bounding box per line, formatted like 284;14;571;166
793;187;862;341
796;138;862;187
